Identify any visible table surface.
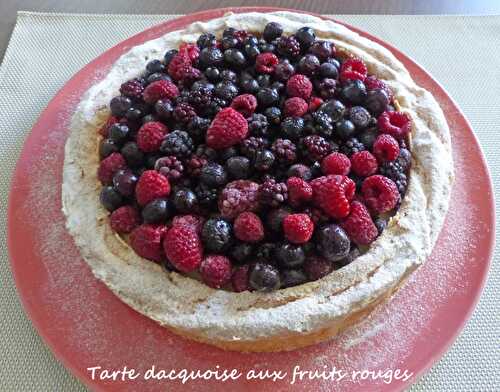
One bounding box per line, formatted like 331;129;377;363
1;0;500;61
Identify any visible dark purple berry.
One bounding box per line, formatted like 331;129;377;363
275;243;305;269
113;169;138;197
142;198;173;223
226;156;251;179
249;263;281;292
99;139;119;159
280;269;308;288
121;142;144;168
341;79;367;104
298;54;320;76
172;188;197;213
100;186;123;212
110;96;132;117
315;224;351;261
335;119;356;140
295;26;316;49
200;163;227;187
263;22;283;42
202;218;233;252
364;88;390;116
254;149;275;171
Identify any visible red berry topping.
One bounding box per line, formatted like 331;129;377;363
308;96;323;112
311;175;355;219
283;213;314;244
283;97;308;117
321;152;351;176
304;255;334;280
200;255;232;288
167;50;192;81
286;74;313;100
119;79;144;100
143;80;179;104
232;265;251;292
351;150;378;177
373;134;400;162
99;115;119;137
255;52;279;74
364;75;394;101
163;225;203;273
218;180;259;219
206;107;249;149
287;176;313;207
340;58;368;82
135;170;171;206
179;42;200;62
136;121;168;152
234;212;265;243
378;111;412;139
98;152;126;185
129;224;167;262
171;214;205;235
361;175;400;213
110;205;141;234
341;201;378;245
230;94;258;117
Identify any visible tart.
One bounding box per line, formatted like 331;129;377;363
62;11;453;352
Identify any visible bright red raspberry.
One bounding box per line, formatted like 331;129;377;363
321;152;351;176
218;180;259;219
200;255;232;289
286;74;313;99
361;175;400;213
171;214;205;235
304;255;333;280
232;265;251;292
308;96;323;112
179;42;200;62
255;52;279;74
97;152;126;184
311;175;356;219
99;115;119;137
373;134;400;162
110;205;141;234
364;75;394;101
230;94;258;117
287;176;313;207
143;80;179;104
136;121;168;152
341;201;378;245
351;150;378;177
135;170;171;206
163;225;203;273
283;213;314;244
129;224;167;262
378;111;412;139
234;212;265;243
167;50;192;81
340;58;368;82
283;97;308;117
206;107;249;149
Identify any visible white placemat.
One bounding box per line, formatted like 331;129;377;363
0;12;498;391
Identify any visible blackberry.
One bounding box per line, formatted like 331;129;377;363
300;135;332;162
247;113;269;137
185;155;207;177
240;136;268;160
197;33;217;49
201;218;233;252
186;116;211;142
380;161;408;195
340;137;365;157
160;130;194;158
263;22;283;42
195;144;218;161
226;156;252;179
271;138;297;166
220;69;238;83
281;117;305;140
154;156;184;182
307;111;334;137
207;97;228;116
254;149;275;172
258;178;288;207
276;36;301;58
200;162;228;187
188;86;213;113
397;148;412;171
120;79;144;99
173;103;196;124
214;81;239;101
264;106;281;126
317;78;337;100
195;183;218;207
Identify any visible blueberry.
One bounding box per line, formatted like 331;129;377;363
205;67;221;81
244;35;259;46
224;49;247;68
256;88;279;107
295;26;316;49
100;186;123;212
112;170;138;196
244;44;260;60
256;74;271;88
298;54;320;76
249;263;281;292
254;243;277;263
142;114;158;124
214;81;239;101
121;142;144;168
199;47;224;68
146;59;165;74
348;106;371;129
142;198;173;223
254;149;275;172
229;242;254;264
223;27;237;38
163;49;178;66
357;128;378;149
110;96;132;117
335;119;356;140
374;217;387;235
99;139;119;159
222;36;239;50
341;80;367;105
274;61;295;81
280;269;308;288
364;89;390;116
286;164;312;181
125;107;144;121
226;156;251;179
309;40;334;61
263;22;283;42
202;218;233;252
266;208;291;233
281;117;305;140
258;40;275;53
240;78;259;94
310;161;322;178
200;162;227;187
276;243;305;269
319;99;345;122
326;57;341;69
172;188;198;213
315;224;351;261
108;123;129;144
319;62;339;79
337;246;361;267
146;72;171;85
154;99;173;120
264;106;281;125
197;33;217;49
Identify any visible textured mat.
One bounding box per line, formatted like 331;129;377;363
0;12;498;391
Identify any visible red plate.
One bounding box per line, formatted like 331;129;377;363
7;7;494;392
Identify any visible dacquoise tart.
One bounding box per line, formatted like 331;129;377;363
62;11;453;351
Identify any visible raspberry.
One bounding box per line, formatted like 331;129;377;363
200;255;232;288
154;156;184;181
173;103;196;124
303;206;329;226
378;111;412;139
232;265;251;292
300;135;332;162
110;205;141;234
308;96;323;112
171;214;205;235
373;134;400;162
179;42;200;62
340;58;368;82
136;122;168;152
99;115;119;137
304;255;333;280
271;138;297;165
230;94;257;117
119;79;144;100
234;212;265;243
206;107;248;149
311;175;355;219
167;50;192;81
361;175;400;213
364;75;394;101
135;170;171;206
283;97;308;117
321;152;351;176
286;74;313;100
129;224;167;262
163;225;203;272
98;152;126;184
276;36;301;57
351;151;378;177
143;80;179;104
218;180;259;219
341;201;378;245
255;52;279;74
286;177;313;207
283;213;314;244
258;178;288;207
